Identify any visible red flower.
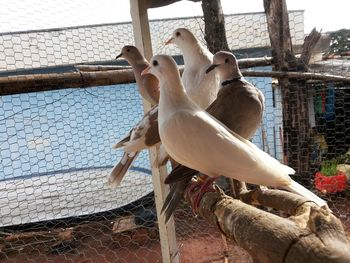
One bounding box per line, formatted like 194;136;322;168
314;171;348;194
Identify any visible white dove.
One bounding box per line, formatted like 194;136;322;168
142;54;327;208
165;28;220;109
162;51;265;221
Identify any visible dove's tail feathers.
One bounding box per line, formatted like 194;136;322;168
162;178;191;223
113;135;131;149
164;165;198;184
162;185;179;223
283;180;328;207
108;151;139;188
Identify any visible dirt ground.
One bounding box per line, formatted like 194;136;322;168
1;197;349;263
0;212;251;263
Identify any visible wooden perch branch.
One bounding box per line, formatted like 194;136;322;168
184;178;350;262
239;188;313;215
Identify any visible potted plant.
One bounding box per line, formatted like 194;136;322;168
314;160;348;194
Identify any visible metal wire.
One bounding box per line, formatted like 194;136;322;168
0;8;348;263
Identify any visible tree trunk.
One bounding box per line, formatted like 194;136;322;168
263;0;314;185
201;0;229;53
184;178;350;262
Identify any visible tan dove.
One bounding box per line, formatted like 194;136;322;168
109;46;160;186
116;45;159;105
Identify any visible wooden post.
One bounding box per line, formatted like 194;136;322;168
129;1;179;262
201;0;230;53
264;0;312;185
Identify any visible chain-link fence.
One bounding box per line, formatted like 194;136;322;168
0;4;349;263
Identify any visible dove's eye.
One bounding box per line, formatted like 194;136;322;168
225;58;229;63
126;48;130;52
152;60;158;66
175;31;181;37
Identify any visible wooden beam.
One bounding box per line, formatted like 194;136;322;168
130;0;153;61
129;1;179;263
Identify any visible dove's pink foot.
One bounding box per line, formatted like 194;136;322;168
186;175;217;214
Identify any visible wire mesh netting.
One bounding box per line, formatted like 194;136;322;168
0;3;349;263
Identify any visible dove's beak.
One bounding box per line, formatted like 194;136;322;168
205;64;219;74
164;37;174;45
115;53;123;59
141;66;151;76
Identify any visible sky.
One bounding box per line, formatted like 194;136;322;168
1;0;349;34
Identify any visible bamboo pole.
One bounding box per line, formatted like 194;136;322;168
1;68;349;97
0;70;135;96
74;65;132;71
75;57;273;72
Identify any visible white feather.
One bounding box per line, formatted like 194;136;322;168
283;180;328;207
